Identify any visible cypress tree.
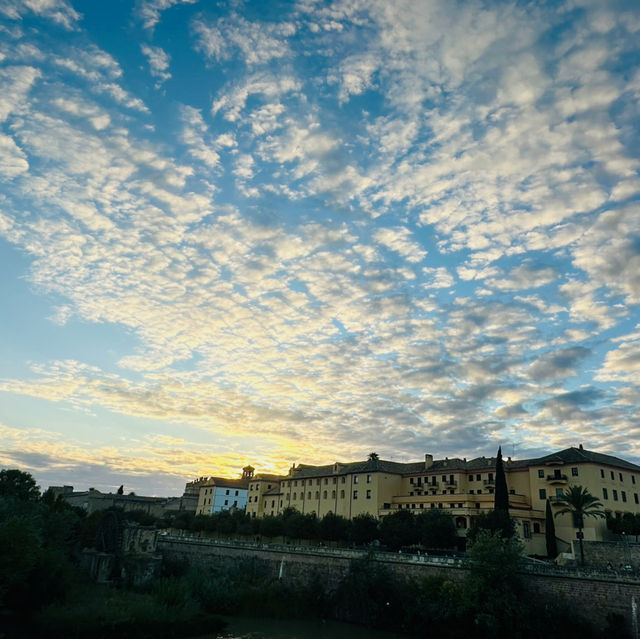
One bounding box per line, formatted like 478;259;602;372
494;446;509;512
545;499;558;558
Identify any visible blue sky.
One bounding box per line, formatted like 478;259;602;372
1;0;639;496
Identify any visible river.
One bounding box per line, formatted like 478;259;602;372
214;616;413;639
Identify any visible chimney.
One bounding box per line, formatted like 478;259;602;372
424;454;433;469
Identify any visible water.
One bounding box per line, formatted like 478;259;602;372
213;616;412;639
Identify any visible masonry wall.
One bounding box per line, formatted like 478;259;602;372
158;537;640;633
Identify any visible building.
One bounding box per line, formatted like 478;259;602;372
245;446;640;555
49;486;193;517
194;465;253;515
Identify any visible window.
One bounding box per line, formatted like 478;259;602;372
323;490;327;499
449;474;454;483
533;523;541;534
603;488;608;500
409;492;414;496
539;488;547;499
324;478;328;485
475;503;480;509
410;477;414;484
469;475;474;482
315;491;319;499
308;492;311;499
622;491;627;503
366;490;371;499
571;467;578;477
225;489;230;495
488;473;494;481
293;492;296;500
449;489;454;494
449;503;455;508
294;481;298;487
316;479;321;486
442;475;447;482
270;500;274;507
634;493;638;504
632;475;636;484
412;503;416;509
555;488;563;497
341;477;346;484
476;474;481;481
620;473;624;482
340;490;345;499
523;522;531;539
332;490;336;498
354;475;359;484
613;490;618;501
224;500;228;506
538;469;544;478
353;490;358;500
611;471;615;480
367;474;372;483
477;489;482;494
470;490;474;495
332;477;337;484
600;469;605;478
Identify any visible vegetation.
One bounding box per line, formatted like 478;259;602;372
545;498;558;558
607;512;640;541
494;446;509;512
555;485;606;565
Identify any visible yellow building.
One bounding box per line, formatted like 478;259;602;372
245;446;640;555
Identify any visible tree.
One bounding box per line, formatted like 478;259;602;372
545;499;558;558
554;485;605;565
461;530;524;634
117;485;124;495
494;446;509;512
367;452;380;461
0;469;41;501
319;512;350;543
415;510;457;549
379;509;417;550
350;513;379;546
467;509;515;543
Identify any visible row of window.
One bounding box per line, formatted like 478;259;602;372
600;469;637;483
286;489;373;500
602;488;639;504
278;475;374;488
409;473;494;485
202;488;240;497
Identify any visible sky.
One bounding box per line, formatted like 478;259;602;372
0;0;639;497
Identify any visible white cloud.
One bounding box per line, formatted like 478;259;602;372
140;44;171;86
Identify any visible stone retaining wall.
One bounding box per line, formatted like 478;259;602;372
158;536;640;635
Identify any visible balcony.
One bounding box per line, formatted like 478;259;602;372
442;481;457;488
548;495;568;504
546;474;568;484
483;479;495;486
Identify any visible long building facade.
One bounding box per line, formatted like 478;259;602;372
245;446;640;555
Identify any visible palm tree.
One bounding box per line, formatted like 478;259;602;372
554;485;605;565
367;452;380;461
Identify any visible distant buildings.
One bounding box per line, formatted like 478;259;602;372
244;445;640;555
48;485;193;517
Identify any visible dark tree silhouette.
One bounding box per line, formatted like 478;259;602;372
117;484;124;495
367;452;380;461
545;499;558;558
494;446;509;512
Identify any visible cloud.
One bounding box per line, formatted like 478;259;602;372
135;0;198;31
140;44;171;86
0;0;80;29
193;15;294;66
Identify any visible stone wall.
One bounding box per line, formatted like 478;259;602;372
580;539;640;571
158;536;640;634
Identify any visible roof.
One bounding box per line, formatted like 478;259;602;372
520;446;640;472
276;446;640;481
200;477;249;490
